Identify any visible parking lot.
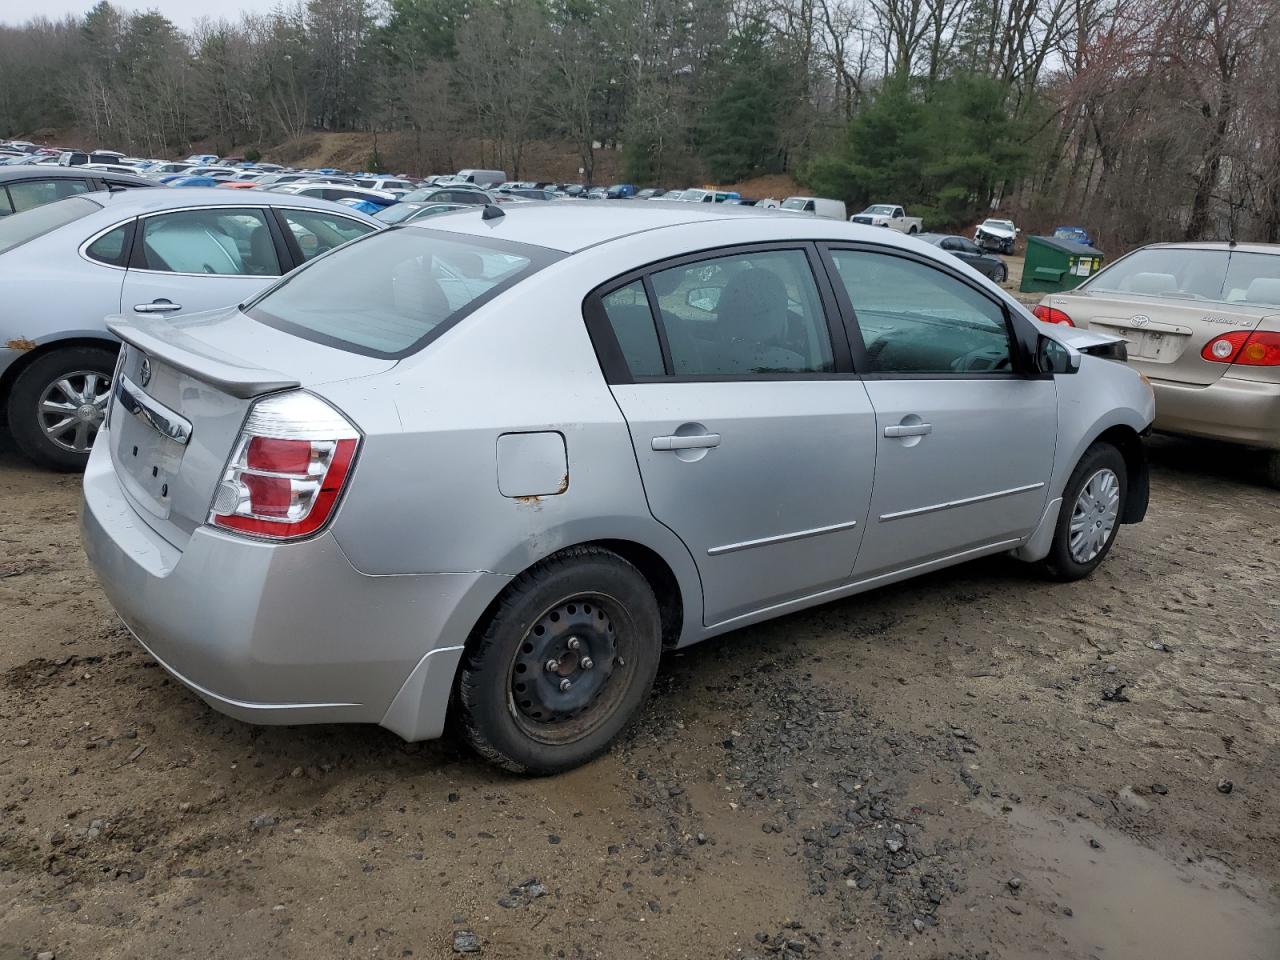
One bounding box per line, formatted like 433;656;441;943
2;430;1277;960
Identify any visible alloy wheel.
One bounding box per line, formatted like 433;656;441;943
1069;468;1120;564
37;370;111;454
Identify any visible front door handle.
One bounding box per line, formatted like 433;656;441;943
652;433;721;451
884;423;932;438
134;299;182;314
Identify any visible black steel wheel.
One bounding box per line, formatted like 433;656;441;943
455;546;662;774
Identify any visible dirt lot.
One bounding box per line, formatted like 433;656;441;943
1;433;1278;960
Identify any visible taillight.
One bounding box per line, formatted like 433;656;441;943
1033;305;1075;327
209;392;360;540
1201;330;1280;366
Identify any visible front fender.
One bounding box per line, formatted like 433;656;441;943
1051;356;1155;504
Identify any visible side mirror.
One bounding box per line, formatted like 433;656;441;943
686;286;721;313
1037;335;1081;374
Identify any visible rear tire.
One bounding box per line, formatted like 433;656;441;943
455;546;662;774
1039;442;1128;582
908;225;919;235
6;345;117;471
994;264;1008;283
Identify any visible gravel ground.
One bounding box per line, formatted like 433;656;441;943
1;433;1278;960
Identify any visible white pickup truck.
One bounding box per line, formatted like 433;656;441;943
850;204;923;234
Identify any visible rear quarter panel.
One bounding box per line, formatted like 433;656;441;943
317;241;709;643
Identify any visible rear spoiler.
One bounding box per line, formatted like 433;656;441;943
107;315;300;399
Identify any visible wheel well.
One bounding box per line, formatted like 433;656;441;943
0;337;118;407
465;540;686;659
1093;424;1149;523
591;539;685;649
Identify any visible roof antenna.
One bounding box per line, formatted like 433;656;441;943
481;203;504;221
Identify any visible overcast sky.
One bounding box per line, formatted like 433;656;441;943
2;0;287;30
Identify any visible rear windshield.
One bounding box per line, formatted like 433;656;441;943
247;227;560;358
1085;247;1280;307
0;195;100;254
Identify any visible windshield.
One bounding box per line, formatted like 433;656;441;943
865;205;895;215
1085;247;1280;306
0;196;100;254
984;220;1014;230
247;228;560;357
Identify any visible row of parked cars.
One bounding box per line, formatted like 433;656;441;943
2;138;1275;778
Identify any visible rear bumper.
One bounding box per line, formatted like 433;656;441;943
81;432;510;740
1152;375;1280;450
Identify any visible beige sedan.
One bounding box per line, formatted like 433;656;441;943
1036;241;1280;486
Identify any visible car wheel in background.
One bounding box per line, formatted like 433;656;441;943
1039;442;1128;582
994;264;1008;284
455;546;662;774
908;225;919;234
6;345;117;471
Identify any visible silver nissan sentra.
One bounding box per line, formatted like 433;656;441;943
82;203;1155;773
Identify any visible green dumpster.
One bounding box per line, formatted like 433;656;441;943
1019;235;1105;294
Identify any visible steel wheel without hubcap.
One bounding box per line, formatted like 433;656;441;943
38;371;111;454
1069;468;1120;564
508;594;632;745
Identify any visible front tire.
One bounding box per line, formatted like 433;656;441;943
994;264;1008;284
455;547;662;774
1039;442;1127;581
6;346;117;471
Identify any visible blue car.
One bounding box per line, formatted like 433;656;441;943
1052;225;1094;246
605;183;637;199
168;175;220;188
336;198;388;216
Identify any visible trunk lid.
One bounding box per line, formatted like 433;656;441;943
105;308;394;549
1046;290;1275;386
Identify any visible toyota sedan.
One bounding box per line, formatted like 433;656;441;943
82;205;1154;774
1035;242;1280;485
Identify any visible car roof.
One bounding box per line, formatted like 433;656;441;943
0;165;153;185
1136;241;1280;256
407;201;829;253
78;187;382;222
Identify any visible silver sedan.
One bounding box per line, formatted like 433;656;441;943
0;188;380;468
82;203;1155;773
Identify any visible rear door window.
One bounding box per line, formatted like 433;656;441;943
648;249;835;376
247;229;559;357
8;177;92;212
138;208;280;276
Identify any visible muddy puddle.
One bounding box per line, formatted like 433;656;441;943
977;799;1280;960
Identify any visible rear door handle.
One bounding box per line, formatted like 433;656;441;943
884;423;932;438
134;300;182;314
652;433;721;451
